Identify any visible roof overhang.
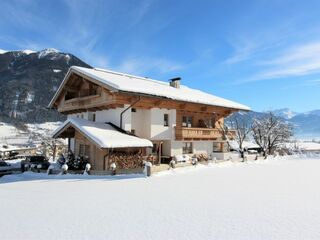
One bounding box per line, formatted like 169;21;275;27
48;66;251;112
48;67;119;109
52;118;153;149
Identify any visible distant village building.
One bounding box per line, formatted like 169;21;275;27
49;66;250;170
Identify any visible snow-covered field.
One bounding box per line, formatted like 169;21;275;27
0;121;62;146
1;155;320;240
286;141;320;151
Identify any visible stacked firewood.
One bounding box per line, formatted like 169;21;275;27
197;153;208;162
108;152;145;169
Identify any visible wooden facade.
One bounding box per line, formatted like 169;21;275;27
63;129;148;171
50;69;247;170
52;72;239;143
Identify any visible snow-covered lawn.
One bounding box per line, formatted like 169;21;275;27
1;155;320;240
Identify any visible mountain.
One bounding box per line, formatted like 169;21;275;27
0;48;91;123
288;111;320;139
0;50;318;138
271;109;320;137
229;109;320;139
270;108;297;119
306;110;320;117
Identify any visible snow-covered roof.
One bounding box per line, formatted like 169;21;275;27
49;66;250;111
52;118;153;149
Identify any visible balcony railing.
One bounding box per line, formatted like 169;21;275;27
175;127;236;140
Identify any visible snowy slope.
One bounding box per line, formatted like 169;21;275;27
285;141;320;151
0;49;91;123
0;49;35;55
271;108;297;119
1;156;320;240
0;122;62;145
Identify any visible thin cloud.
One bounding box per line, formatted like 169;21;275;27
279;78;320;90
234;41;320;84
224;39;261;64
261;42;320;65
113;57;184;75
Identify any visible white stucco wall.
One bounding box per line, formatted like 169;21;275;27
193;141;213;155
162;140;172;156
95;105;131;131
170;140;213;157
150;108;176;140
68;106;131;132
68;112;89;120
131;109;151;138
171;141;183;156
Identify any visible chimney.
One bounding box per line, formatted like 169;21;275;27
169;77;181;88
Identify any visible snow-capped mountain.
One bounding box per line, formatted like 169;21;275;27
228;109;320;139
0;49;91;123
305;110;320;117
271;108;297;119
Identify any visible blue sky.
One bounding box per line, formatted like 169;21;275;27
1;0;320;112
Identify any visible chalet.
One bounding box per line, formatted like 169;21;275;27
49;66;250;171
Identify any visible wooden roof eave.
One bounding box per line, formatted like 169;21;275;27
48;67;250;113
117;90;249;113
53;122;105;150
48;67;119;109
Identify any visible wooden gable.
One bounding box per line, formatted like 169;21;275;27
52;71;237;119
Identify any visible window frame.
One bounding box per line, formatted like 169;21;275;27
79;144;90;156
164;113;169;127
182;116;193;128
182;142;193;154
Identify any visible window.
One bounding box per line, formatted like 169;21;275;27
201;117;214;128
182;116;193;127
164;113;169;126
89;84;98;95
65;92;77;100
88;112;96;122
152;143;158;153
131;108;137;112
79;144;90;156
131;129;135;135
80;114;84;119
182;142;193;154
213;142;222;152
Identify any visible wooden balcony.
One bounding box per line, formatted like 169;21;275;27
175;127;236;140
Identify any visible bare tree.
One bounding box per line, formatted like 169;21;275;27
219;113;251;159
251;112;293;158
228;113;252;158
40;137;66;160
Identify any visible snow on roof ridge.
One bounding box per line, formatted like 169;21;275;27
93;67;172;86
50;66;250;111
